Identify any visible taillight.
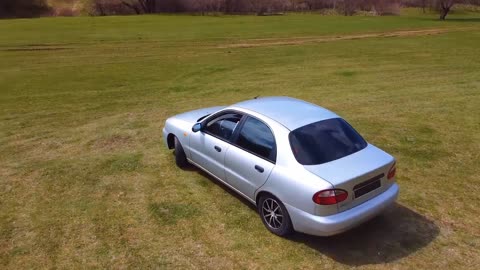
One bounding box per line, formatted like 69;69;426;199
387;162;396;180
312;189;348;205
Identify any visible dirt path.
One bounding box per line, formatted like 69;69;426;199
218;27;472;49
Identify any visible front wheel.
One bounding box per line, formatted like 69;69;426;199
258;195;293;237
174;136;189;168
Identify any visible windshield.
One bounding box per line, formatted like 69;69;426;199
289;118;367;165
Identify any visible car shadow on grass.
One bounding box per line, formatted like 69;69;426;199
288;203;439;266
188;165;439;266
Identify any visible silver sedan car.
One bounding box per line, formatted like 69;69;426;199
162;97;398;236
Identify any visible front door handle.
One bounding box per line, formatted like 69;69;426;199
214;146;222;152
254;165;264;173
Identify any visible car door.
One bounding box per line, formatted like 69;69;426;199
189;112;243;180
224;116;276;200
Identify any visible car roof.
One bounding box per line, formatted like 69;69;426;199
231;96;339;130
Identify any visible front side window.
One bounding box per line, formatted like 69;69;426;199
289;118;367;165
235;117;276;162
204;113;242;141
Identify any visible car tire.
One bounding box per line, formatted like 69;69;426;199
174;136;189;168
258;194;293;237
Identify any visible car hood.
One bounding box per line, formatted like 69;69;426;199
173;106;225;124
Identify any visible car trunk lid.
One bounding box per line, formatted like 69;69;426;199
304;144;395;213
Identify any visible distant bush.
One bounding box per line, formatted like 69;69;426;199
52;7;76;16
48;0;84;16
454;3;480;12
372;0;401;15
334;0;401;16
87;0;136;16
0;0;51;18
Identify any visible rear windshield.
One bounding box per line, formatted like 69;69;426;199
289;118;367;165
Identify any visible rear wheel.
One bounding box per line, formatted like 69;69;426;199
258;194;293;236
174;136;188;168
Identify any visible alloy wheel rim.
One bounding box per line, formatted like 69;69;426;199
262;198;283;229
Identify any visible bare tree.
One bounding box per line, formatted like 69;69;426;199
225;0;234;13
121;0;157;14
437;0;457;19
337;0;356;15
89;0;136;15
96;1;107;15
371;0;401;15
121;1;141;14
431;0;480;20
0;0;50;18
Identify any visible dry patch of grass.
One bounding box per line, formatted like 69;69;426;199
218;27;473;48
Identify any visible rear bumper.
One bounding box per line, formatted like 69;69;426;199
286;183;399;236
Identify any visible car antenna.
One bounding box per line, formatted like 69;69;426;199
254;95;260;99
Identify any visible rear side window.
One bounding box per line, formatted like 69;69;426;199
205;113;243;141
289;118;367;165
235;117;276;162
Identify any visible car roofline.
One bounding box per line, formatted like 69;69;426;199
229;96;340;130
228;106;293;131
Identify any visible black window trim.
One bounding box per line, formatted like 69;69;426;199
230;115;277;164
201;111;277;164
201;110;246;144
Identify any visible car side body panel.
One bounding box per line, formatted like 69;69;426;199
190;132;231;181
163;117;191;155
224;145;275;199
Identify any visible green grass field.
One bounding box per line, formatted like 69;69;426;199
1;10;480;269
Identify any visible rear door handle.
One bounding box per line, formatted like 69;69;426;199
254;165;264;173
214;146;222;152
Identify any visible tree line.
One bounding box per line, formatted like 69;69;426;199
1;0;479;20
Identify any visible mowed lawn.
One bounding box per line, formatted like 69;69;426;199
1;10;480;269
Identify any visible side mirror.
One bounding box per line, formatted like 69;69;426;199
192;123;202;133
